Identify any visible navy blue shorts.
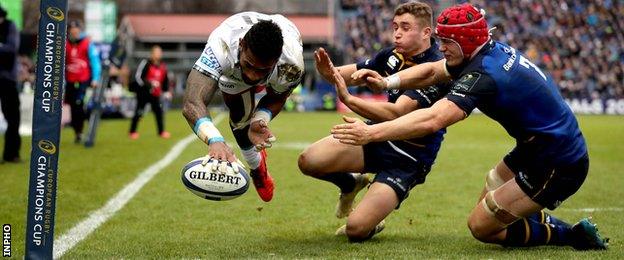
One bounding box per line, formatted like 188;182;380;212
504;147;589;210
363;140;432;208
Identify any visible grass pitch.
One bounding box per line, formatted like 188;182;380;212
1;111;622;258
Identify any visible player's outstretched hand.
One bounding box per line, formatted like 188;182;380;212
207;141;237;162
315;48;351;102
201;155;245;176
331;116;372;145
249;119;276;150
351;69;386;92
203;141;238;175
314;47;337;83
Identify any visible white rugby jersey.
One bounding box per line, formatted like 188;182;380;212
193;12;304;95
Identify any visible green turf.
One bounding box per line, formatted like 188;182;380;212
0;112;622;258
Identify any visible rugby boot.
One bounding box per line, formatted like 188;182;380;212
250;149;274;202
571;217;609;250
335;173;370;218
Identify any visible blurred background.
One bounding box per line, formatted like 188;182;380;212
1;0;623;136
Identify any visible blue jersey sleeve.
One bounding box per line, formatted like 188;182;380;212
403;83;451;108
356;47;394;72
444;72;496;115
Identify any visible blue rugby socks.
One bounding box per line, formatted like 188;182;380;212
504;211;573;246
320;173;356;193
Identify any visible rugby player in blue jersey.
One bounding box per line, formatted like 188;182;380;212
325;3;608;250
299;2;449;242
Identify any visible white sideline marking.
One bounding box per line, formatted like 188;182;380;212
561;207;623;212
227;141;311;150
53;114;226;259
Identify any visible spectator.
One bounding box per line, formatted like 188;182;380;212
0;4;21;163
128;45;171;139
65;20;101;143
338;0;624;100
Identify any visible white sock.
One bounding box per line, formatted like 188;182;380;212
242;147;261;169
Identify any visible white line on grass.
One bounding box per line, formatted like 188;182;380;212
226;141;311;150
53;114;226;259
560;207;623;212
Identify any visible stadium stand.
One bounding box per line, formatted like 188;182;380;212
338;0;624;100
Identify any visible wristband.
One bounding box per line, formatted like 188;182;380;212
251;108;272;124
384;74;401;89
194;117;224;144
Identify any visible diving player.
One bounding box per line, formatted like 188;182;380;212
183;12;304;202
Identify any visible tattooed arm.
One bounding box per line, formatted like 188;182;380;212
182;69;237;163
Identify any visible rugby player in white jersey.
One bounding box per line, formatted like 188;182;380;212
183;12;304;202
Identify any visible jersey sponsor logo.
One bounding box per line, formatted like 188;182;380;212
220;81;236;89
385;177;407;192
201;47;222;73
449;90;465;98
503;47;517;71
387;56;399;70
453;73;481;92
277;63;302;83
518;171;533;189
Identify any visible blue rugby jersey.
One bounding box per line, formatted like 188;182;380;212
355;39;448;165
445;40;587;164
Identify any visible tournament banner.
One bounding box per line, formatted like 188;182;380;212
24;0;68;259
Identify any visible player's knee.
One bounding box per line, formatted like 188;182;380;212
468;191;519;242
467;216;490;242
345;221;372;241
297;150;318;177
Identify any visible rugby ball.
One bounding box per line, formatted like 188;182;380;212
181;158;250;201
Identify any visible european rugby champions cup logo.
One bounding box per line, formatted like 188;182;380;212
46;7;65;22
38;140;57;155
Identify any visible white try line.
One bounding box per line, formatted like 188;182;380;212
53;114;226;259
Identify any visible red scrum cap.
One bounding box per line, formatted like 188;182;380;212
435;3;490;58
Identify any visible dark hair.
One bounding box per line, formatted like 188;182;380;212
243;20;283;62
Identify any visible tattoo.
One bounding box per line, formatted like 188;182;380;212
182;69;219;128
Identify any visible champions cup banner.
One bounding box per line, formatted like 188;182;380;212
25;0;68;259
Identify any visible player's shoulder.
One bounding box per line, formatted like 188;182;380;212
273;13;304;89
374;47;398;59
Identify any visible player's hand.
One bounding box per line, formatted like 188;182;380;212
201;155;245;176
333;70;351;103
206;141;237;163
90;80;99;88
351;69;386;92
331;116;372;145
249;119;276;150
314;47;337;83
315;48;351;102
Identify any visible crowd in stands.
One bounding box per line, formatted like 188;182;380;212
339;0;624;100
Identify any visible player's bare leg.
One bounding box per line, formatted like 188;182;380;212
468;178;608;249
480;160;570;227
477;160;515;202
299;135;368;217
335;182;396;242
299;135;366;176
